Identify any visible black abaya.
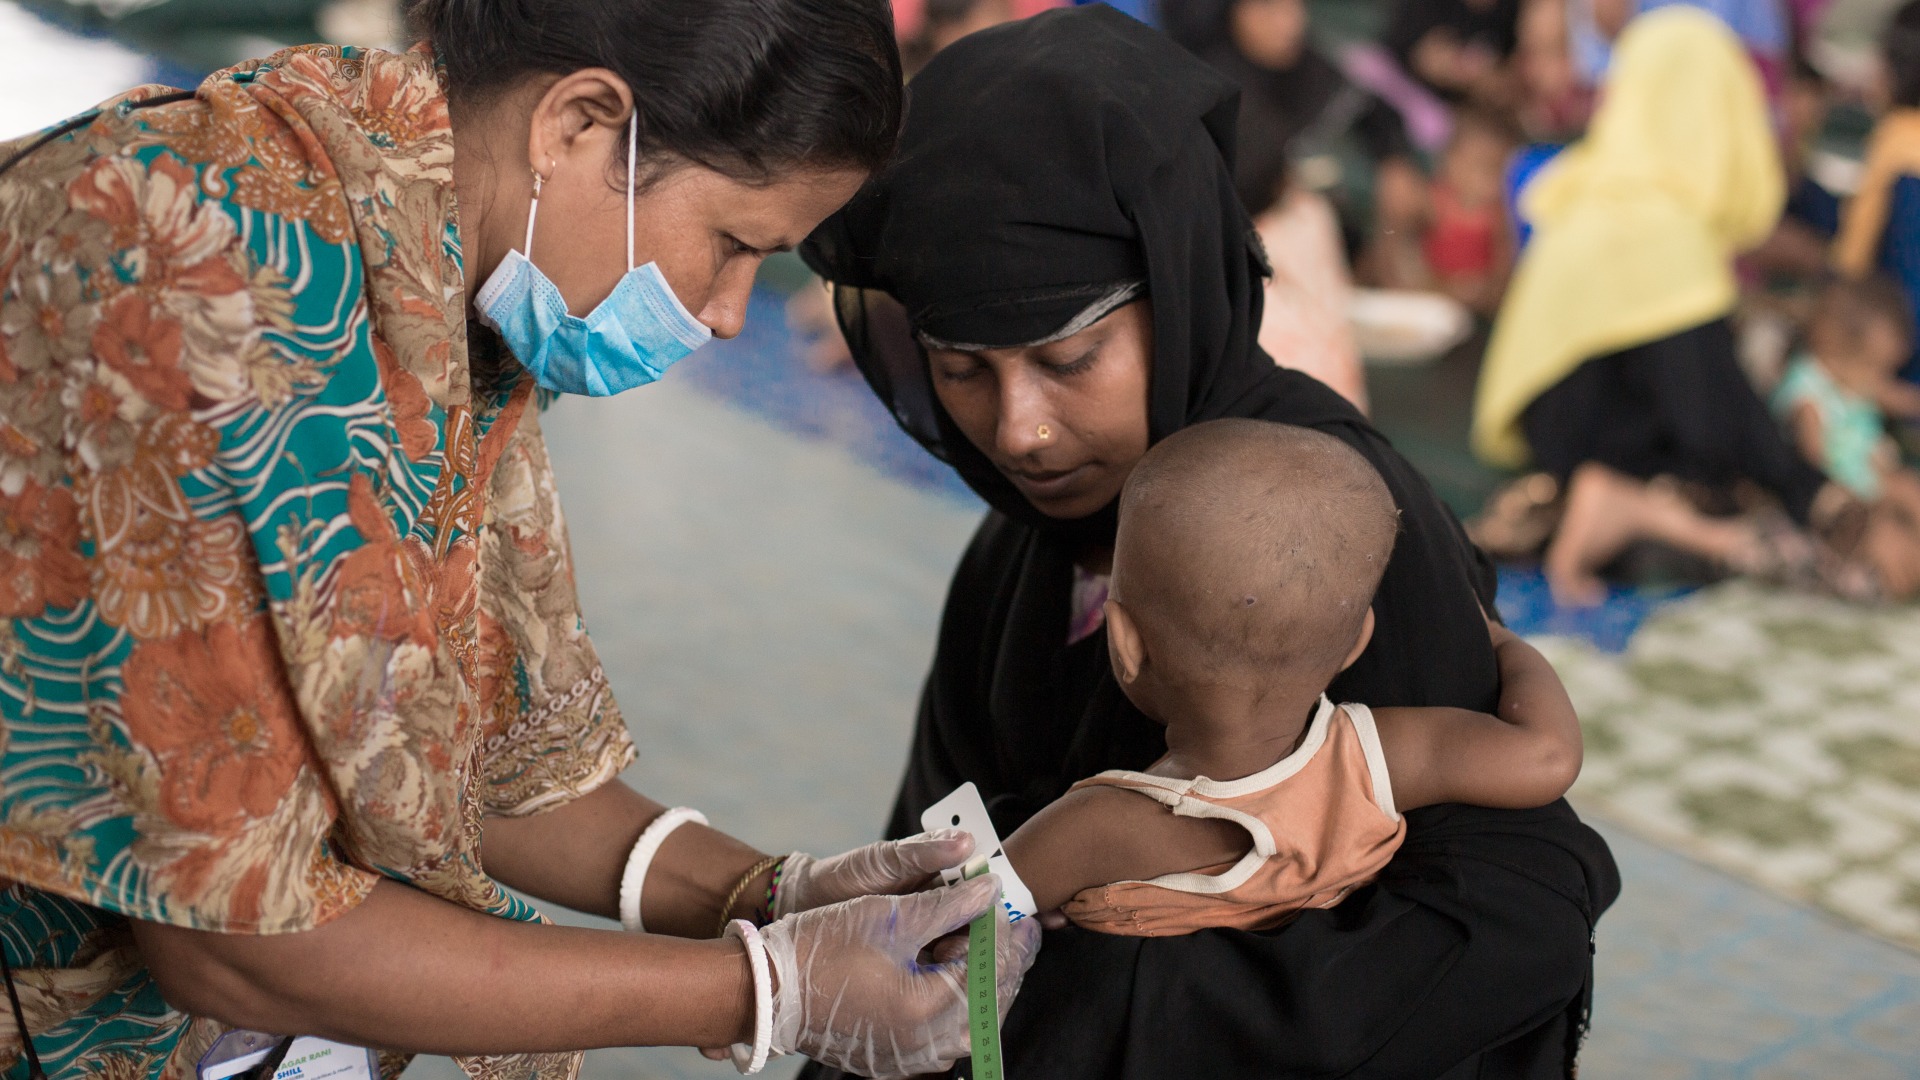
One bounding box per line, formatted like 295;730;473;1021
874;373;1617;1080
1521;318;1829;525
800;10;1619;1077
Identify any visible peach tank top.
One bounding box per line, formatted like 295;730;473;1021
1062;696;1407;937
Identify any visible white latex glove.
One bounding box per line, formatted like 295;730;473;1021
762;874;1040;1078
773;829;975;917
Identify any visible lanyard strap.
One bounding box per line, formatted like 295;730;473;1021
0;90;196;180
0;944;47;1080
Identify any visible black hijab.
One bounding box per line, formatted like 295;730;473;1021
804;5;1353;543
802;9;1616;1078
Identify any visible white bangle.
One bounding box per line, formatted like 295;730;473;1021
724;919;774;1075
619;807;708;933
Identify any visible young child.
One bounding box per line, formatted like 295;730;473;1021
1422;107;1520;316
1773;277;1920;596
1002;420;1582;931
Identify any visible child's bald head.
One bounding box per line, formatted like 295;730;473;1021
1111;420;1399;687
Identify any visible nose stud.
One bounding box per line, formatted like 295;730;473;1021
1036;424;1053;440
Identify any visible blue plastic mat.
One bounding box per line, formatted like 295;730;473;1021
1495;563;1694;653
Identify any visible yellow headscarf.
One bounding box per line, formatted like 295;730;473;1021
1471;6;1784;468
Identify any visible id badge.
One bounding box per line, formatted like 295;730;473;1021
197;1031;379;1080
920;781;1037;921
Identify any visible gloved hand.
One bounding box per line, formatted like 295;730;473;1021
761;874;1040;1078
772;829;975;917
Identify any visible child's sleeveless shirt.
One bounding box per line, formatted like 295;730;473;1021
1062;696;1408;937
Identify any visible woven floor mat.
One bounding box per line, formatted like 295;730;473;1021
1541;580;1920;950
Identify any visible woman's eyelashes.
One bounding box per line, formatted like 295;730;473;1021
933;343;1098;385
1044;343;1101;376
935;359;983;384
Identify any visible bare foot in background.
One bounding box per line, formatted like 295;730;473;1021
1542;464;1642;606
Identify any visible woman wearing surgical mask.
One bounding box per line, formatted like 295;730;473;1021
0;1;1035;1076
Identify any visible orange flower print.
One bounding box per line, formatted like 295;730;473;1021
371;335;438;462
0;265;97;374
332;473;434;645
120;616;308;834
92;292;191;412
352;54;451;161
84;419;255;641
66;153;247;301
0;479;88;619
474;609;521;728
404;534;479;680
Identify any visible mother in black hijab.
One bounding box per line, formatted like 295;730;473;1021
801;8;1619;1078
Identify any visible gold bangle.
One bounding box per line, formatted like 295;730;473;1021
717;855;783;938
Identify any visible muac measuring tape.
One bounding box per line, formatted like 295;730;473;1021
963;859;1007;1080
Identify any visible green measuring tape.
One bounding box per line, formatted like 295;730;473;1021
962;859;1006;1080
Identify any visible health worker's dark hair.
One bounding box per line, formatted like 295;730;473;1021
407;0;904;182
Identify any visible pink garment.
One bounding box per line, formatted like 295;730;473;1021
894;0;925;39
1256;189;1368;413
1340;42;1454;155
1068;565;1111;645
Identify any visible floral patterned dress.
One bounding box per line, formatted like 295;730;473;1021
0;44;632;1080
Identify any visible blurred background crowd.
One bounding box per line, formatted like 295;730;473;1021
11;1;1920;1074
12;0;1920;611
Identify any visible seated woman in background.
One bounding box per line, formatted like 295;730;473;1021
1383;0;1524;103
804;8;1617;1077
1165;0;1428;264
1474;7;1862;606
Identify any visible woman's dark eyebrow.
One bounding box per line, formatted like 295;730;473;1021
726;232;794;257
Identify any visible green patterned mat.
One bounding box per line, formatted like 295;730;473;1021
1539;582;1920;949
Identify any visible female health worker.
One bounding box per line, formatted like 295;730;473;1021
0;0;1035;1075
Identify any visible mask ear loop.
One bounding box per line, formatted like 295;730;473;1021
525;170;543;260
626;108;637;271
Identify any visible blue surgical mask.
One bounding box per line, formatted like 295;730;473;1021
475;113;712;396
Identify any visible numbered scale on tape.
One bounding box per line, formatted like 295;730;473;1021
921;782;1038;1080
963;857;1006;1080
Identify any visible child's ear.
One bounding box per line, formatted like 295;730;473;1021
1340;608;1377;672
1105;598;1147;684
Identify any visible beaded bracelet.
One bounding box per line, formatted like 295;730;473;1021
753;857;788;925
717;855;785;939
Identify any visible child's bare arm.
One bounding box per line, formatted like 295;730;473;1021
1789;401;1829;469
1875;377;1920;421
1371;624;1582;811
1002;786;1249;913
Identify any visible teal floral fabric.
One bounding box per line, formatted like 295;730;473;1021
0;44;631;1079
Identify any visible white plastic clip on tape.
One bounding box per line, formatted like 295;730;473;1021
920;781;1037;922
